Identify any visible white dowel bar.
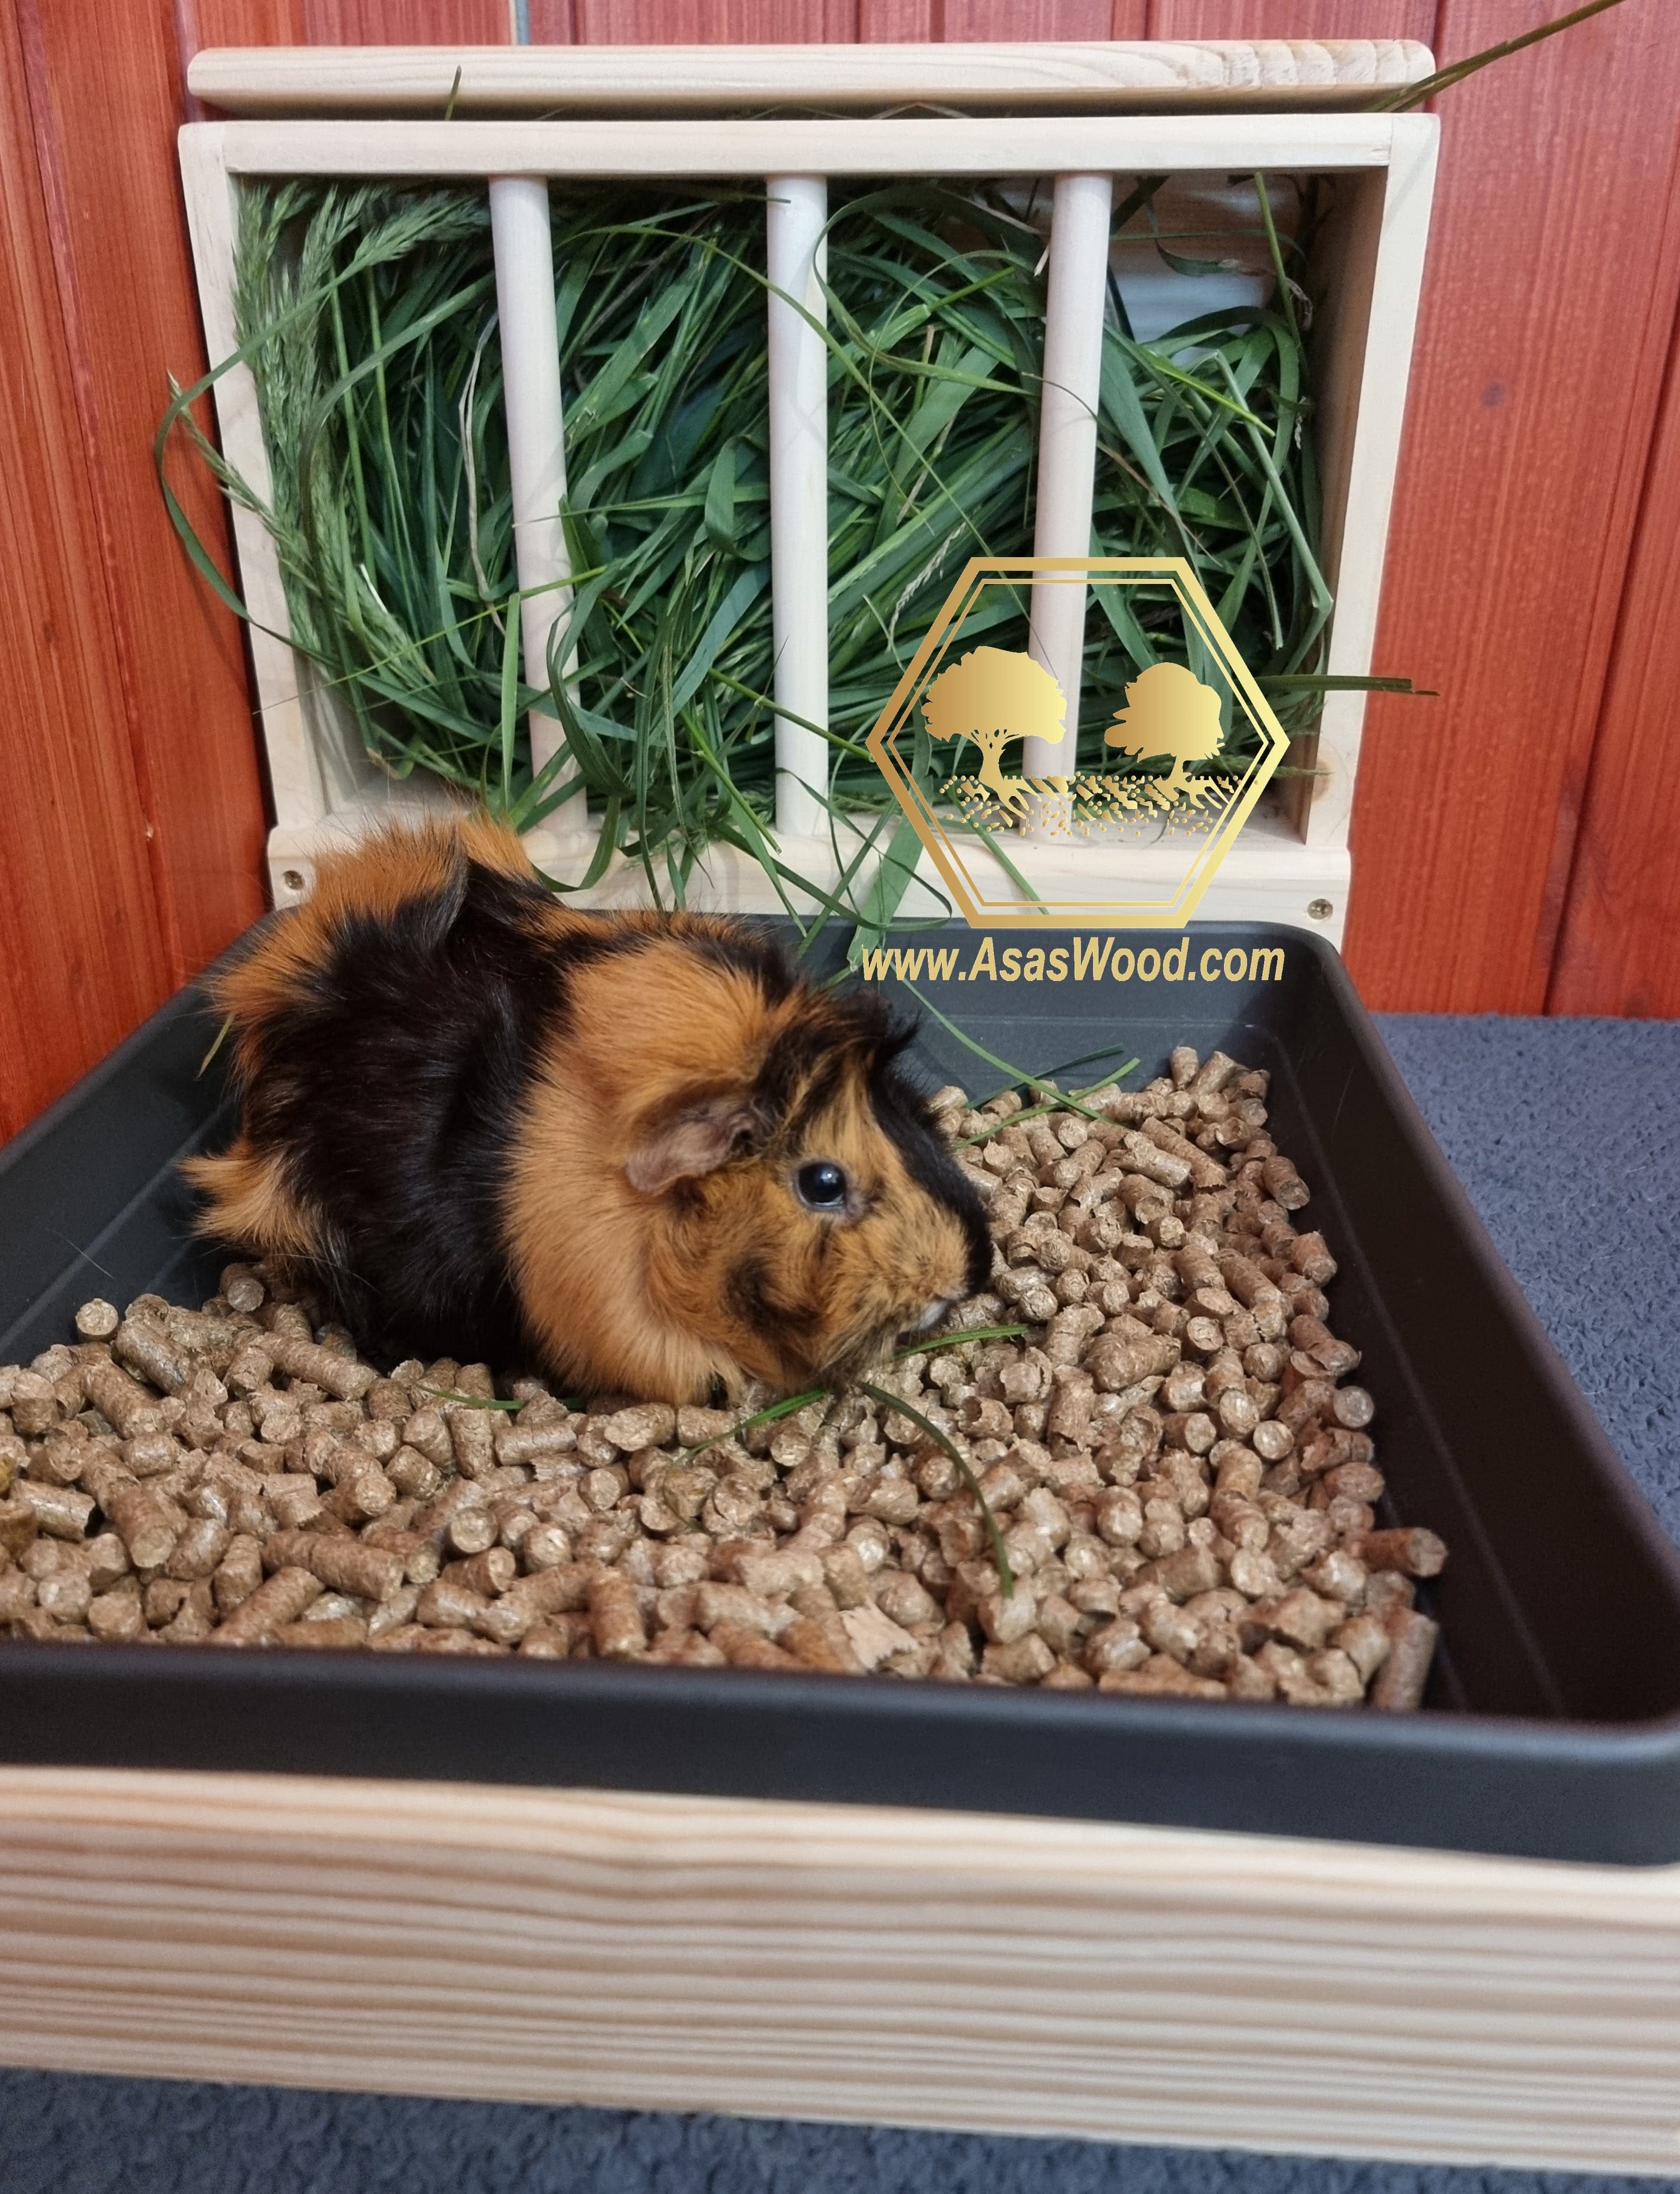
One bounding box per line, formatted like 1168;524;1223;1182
1024;170;1115;795
488;175;583;828
766;174;831;841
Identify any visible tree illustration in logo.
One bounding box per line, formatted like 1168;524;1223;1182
1104;661;1228;806
921;646;1066;817
866;557;1293;924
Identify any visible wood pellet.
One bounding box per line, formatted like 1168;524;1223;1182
0;1046;1446;1708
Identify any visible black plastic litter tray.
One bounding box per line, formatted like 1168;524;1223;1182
4;919;1680;1868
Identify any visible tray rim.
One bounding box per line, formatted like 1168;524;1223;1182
6;918;1680;1866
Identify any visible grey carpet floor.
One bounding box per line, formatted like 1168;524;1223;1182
3;1013;1676;2194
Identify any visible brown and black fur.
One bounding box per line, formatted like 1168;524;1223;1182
185;817;989;1402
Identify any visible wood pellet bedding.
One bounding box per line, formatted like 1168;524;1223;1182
0;1046;1444;1708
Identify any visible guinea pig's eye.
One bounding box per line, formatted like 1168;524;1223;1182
793;1159;849;1212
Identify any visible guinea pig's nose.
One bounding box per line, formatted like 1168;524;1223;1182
912;1297;954;1334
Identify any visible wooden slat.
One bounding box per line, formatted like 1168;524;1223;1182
571;1;861;40
214;113;1404;173
522;0;574;37
0;0;171;1141
1147;0;1433;36
1;1766;1678;2173
18;0;267;992
1344;0;1680;1010
1548;310;1680;1016
190;40;1431;109
860;2;1144;38
302;0;511;36
178;1;306;58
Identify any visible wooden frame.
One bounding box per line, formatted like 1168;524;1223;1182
187;37;1436;115
4;1765;1679;2176
177;47;1437;944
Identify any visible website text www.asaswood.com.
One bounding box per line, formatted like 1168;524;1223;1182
859;936;1285;986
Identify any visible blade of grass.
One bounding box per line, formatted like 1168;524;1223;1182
171;176;1341;897
1370;0;1629;113
858;1380;1014;1598
196;1012;235;1080
416;1386;524;1410
681;1322;1026;1461
952;1064;1140;1144
897;977;1104;1121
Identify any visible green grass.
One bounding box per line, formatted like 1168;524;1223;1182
163;174;1345;935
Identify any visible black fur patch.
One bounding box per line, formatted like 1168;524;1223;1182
682;920;798;1002
230;858;636;1370
752;982;892;1140
726;1255;818;1350
867;1053;992;1297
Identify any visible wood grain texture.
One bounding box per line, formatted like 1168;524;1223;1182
521;0;573;38
19;0;267;989
302;0;510;37
192;42;1431;108
1147;0;1433;35
1548;308;1680;1016
1;1766;1678;2174
571;1;861;41
0;0;171;1141
217;113;1404;174
1344;0;1680;1010
859;1;1144;38
178;0;306;55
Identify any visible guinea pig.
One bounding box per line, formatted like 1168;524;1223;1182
184;815;990;1403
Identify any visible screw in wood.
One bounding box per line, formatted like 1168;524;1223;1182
1307;898;1334;919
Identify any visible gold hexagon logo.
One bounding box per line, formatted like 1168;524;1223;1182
865;557;1291;929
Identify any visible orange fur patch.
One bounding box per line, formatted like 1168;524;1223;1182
505;936;758;1400
181;1141;322;1260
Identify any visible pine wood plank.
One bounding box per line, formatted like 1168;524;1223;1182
1548;310;1680;1016
1343;0;1680;1010
186;4;517;69
189;39;1433;108
0;0;171;1141
571;1;861;42
19;0;268;991
177;127;332;855
0;1766;1678;2173
213;111;1404;171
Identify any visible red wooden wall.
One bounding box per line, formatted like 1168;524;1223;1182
4;0;1679;1145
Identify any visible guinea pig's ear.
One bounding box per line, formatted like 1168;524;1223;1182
624;1093;760;1195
